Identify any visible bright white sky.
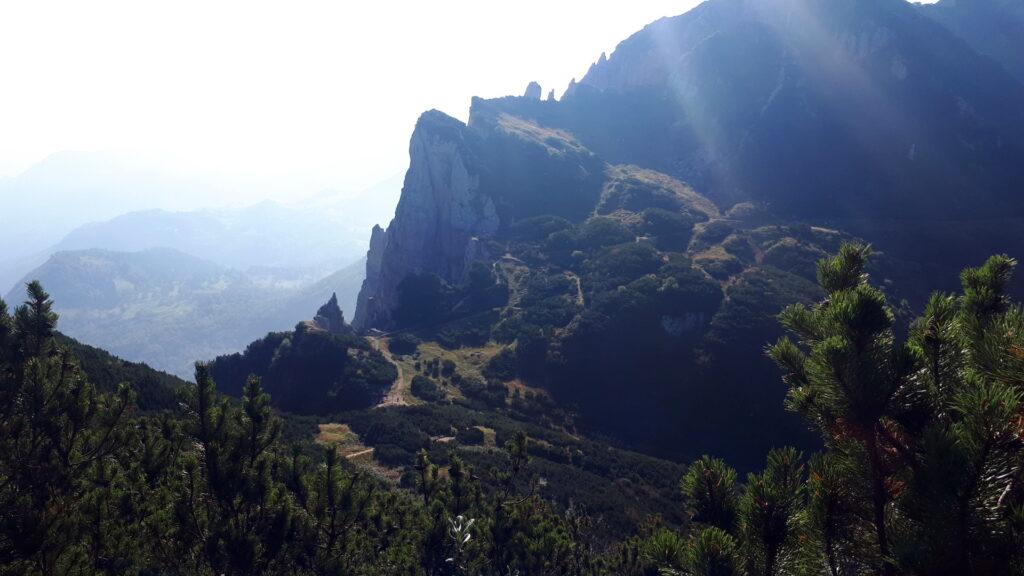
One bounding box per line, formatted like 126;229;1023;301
0;1;702;194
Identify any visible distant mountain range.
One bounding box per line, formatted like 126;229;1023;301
0;151;401;290
4;248;365;378
0;154;401;375
50;202;364;277
0;151;252;259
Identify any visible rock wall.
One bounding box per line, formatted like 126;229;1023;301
353;111;499;330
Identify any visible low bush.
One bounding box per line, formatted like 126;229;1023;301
389;333;420;355
411;375;445;402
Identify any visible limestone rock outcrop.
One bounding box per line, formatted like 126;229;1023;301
353;105;605;331
353;111;499;330
313;292;351;335
523;81;542;99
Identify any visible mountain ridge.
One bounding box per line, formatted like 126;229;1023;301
8;248;366;377
920;0;1024;82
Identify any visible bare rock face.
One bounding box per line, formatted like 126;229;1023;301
523;81;542;99
354;104;606;331
353;111;499;330
353;224;386;327
313;292;351;335
564;78;578;98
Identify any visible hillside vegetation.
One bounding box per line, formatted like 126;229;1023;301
2;245;1023;574
376;154;915;467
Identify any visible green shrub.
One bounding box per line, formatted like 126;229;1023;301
576;216;633;249
362;419;429;453
642;207;695;251
694;220;733;245
411;375;445;402
508;214;573;241
373;444;414;467
483;348;517;381
455;426;486;445
458;377;508;408
441;359;457;377
514;328;549;377
389;332;420;355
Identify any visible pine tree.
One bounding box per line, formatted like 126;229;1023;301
685;527;741;576
768;246;1024;575
303;446;378;575
0;298;11;366
447;452;474;516
680;456;740;533
414;448;440;505
768;244;914;575
639;528;687;573
738;447;805;576
0;283;133;575
180;366;300;575
13;280;58;360
804;452;869;576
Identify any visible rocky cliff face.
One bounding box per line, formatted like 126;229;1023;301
921;0;1024;83
352;225;386;328
354;104;608;331
353;111;500;330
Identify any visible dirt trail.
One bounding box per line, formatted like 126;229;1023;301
370;337;410;407
565;271;585;307
344;447;375;460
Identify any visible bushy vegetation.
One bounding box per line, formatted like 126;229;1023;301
2;246;1024;574
336;402;687;536
624;245;1024;575
388;332;421;355
411;374;445;402
383;201;887;467
208;323;396;414
0;282;663;575
393;264;508;338
55;332;185;411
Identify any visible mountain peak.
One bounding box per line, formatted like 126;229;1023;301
313;291;351;335
523;81;542;99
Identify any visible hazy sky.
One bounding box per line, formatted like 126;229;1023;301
0;1;702;194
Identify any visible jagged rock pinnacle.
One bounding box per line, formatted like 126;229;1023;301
564;78;578;98
313;292;351;335
523;81;542;99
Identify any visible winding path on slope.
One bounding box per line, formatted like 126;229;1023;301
369;337;410;407
344;447;375;460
